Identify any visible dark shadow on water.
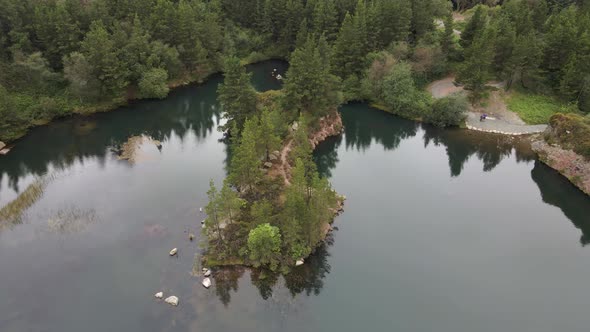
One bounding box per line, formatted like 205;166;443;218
212;236;333;305
315;103;536;179
0;61;287;193
531;161;590;246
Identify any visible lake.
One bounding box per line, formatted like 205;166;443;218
1;60;589;332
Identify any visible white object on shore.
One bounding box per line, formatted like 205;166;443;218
204;269;211;277
202;278;212;288
169;248;178;256
295;259;304;266
164;296;179;306
155;292;164;299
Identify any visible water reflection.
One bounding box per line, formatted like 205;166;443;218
0;78;223;191
531;161;590;246
211;238;333;305
319;104;536;179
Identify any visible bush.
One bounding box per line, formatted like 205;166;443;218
426;94;469;127
247;223;282;270
382;62;432;119
139;68;169;99
547;113;590;159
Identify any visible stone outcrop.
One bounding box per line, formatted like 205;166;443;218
532;139;590;195
309;111;344;149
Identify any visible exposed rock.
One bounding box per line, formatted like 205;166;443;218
202;277;212;288
164;296;179;306
202;267;208;272
291;122;299;131
295;259;304;266
309;111;344;149
169;248;178;256
263;161;273;168
199;207;203;212
154;292;163;299
276;74;283;80
204;269;211;277
189;233;195;241
201;219;206;224
0;141;5;150
532;139;590;195
269;154;278;162
0;147;10;155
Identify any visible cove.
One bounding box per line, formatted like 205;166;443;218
1;61;590;332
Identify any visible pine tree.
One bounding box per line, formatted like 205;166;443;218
217;56;257;132
457;26;495;100
219;180;245;225
460;5;486;49
205;179;224;246
228;117;263;192
258;109;282;161
441;9;455;58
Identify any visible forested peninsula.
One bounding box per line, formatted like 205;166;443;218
2;0;590;270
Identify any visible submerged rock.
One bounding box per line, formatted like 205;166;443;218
164;296;179;306
169;248;178;256
202;277;212;288
154;292;163;299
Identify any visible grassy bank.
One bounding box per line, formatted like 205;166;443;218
506;91;576;125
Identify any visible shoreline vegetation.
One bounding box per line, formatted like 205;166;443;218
2;0;590;269
200;38;346;272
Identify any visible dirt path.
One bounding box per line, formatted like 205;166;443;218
278;139;293;185
427;76;465;99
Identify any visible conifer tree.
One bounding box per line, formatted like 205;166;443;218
217;56;257;132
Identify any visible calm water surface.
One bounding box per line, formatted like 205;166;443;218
1;61;589;332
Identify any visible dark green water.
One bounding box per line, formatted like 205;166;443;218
1;61;590;332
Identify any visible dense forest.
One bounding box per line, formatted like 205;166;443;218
1;0;589;269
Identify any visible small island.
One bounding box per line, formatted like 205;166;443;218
201;38;345;272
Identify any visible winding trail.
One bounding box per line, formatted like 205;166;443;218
278;139;293;185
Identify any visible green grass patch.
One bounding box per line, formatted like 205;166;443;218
506;91;576;125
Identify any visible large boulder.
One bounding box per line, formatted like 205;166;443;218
202;277;212;288
164;296;179;306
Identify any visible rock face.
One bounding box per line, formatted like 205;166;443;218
532;139;590;195
169;248;178;256
309;111;344;149
155;292;163;299
164;296;179;306
202;277;212;288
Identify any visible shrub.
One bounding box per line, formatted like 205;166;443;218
426;94;469;127
139;68;169;99
547;113;590;159
247;223;282;270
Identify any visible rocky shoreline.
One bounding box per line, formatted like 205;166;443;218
532;138;590;196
